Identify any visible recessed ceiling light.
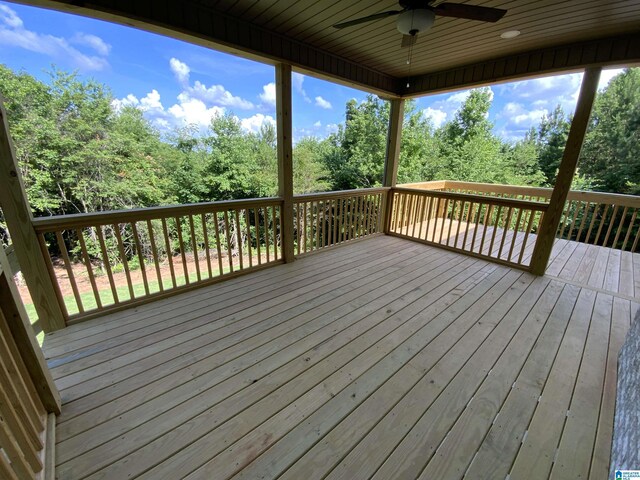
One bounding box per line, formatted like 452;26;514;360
500;30;521;39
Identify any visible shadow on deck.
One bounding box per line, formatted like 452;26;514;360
43;235;640;480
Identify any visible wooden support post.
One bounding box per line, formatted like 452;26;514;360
0;100;66;331
276;64;295;263
529;67;601;275
383;98;405;233
0;247;61;414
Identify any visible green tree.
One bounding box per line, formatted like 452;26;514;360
535;105;571;185
580;68;640;194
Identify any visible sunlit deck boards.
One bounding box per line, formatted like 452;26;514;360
42;235;639;480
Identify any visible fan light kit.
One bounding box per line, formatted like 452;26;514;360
396;9;435;36
333;0;507;48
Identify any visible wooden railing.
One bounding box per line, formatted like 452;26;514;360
0;247;59;479
388;187;548;270
402;181;640;252
293;188;387;255
32;197;283;322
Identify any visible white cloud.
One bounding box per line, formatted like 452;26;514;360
260;82;276;106
313;121;322;128
168;98;224;127
0;5;22;28
185;81;254;109
240;113;275;133
292;73;311;103
315;96;332;109
447;90;471;103
70;33;111;56
0;4;109;71
422;107;447;128
169;57;190;84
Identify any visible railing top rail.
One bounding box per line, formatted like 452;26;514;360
392;186;549;211
400;180;640;208
32;196;283;231
293;187;390;202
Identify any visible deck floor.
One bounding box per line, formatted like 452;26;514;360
43;235;640;480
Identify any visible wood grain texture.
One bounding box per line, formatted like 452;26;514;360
40;235;636;479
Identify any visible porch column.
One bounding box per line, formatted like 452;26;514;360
276;63;295;263
0;100;66;332
529;67;601;275
383;98;405;233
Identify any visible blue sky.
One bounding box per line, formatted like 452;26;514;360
0;1;623;142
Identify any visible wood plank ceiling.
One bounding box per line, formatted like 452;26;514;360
15;0;640;95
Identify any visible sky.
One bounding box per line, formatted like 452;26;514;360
0;1;625;142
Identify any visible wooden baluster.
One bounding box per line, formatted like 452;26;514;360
470;203;481;253
585;203;602;244
519;210;537;265
356;196;364;238
611;206;629;249
272;205;278;260
253;209;261;266
446;200;457;246
113;223;135;299
131;223;150;296
320;200;326;247
161;218;177;289
295;203;301;255
594;204;611;246
488;205;503;256
622;210;637;251
331;199;340;245
602;204;619;247
575;202;591;242
201;214;213;278
212;212;225;273
558;200;573;239
454;201;466;248
222;210;234;272
245;209;253;268
566;200;582;240
174;217;189;284
234;210;244;269
423;196;433;241
462;202;474;251
498;207;514;260
479;204;493;256
431;197;441;243
77;228;102;307
302;202;308;252
188;215;201;282
507;208;524;263
439;199;449;244
146;220;163;292
96;225;118;304
263;207;271;262
55;231;83;314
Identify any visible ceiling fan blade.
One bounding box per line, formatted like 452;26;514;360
434;3;507;22
332;10;402;29
401;34;417;48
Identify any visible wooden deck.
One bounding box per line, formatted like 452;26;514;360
42;235;640;480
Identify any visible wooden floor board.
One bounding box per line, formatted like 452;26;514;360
42;235;636;480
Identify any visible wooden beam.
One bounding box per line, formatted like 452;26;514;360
404;34;639;97
15;0;401;97
383;99;404;233
529;67;602;275
0;247;61;414
276;64;295;263
0;100;66;332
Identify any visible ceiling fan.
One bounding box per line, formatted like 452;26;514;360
332;0;507;47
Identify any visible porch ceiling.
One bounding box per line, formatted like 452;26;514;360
14;0;640;96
